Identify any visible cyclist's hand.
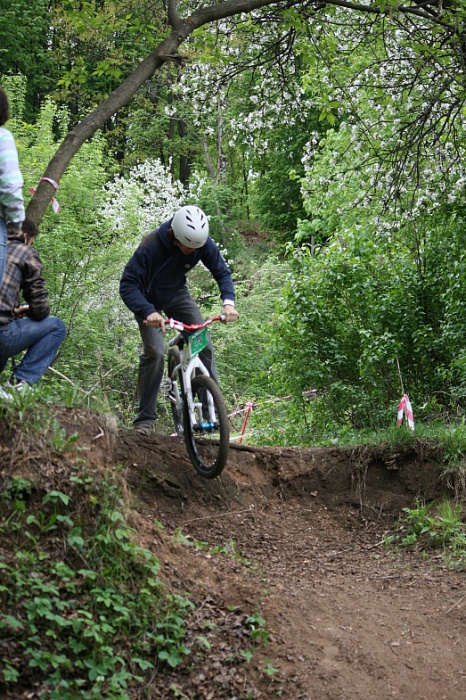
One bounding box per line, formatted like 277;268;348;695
146;312;165;332
222;304;239;323
14;304;30;318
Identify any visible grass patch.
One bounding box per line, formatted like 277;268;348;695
387;498;466;570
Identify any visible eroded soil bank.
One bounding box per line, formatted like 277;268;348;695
3;409;465;699
116;426;465;700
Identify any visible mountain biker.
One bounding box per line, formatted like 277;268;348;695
119;205;239;435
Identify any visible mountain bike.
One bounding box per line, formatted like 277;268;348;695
164;315;229;479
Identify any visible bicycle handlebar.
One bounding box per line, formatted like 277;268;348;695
166;315;224;332
142;315;224;330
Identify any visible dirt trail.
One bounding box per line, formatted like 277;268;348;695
115;430;466;700
3;406;464;700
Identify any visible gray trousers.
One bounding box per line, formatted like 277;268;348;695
134;286;218;427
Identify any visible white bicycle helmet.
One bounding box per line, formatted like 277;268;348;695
172;205;209;248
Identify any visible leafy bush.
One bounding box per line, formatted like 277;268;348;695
393;499;466;566
0;467;193;699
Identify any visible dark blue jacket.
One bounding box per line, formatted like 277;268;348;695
119;220;235;320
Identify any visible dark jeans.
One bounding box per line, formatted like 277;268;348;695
0;316;66;384
134;286;218;428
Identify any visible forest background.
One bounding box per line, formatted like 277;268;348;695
3;0;466;447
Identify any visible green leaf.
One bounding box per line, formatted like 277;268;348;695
42;491;71;506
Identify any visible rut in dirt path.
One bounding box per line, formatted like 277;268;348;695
118;432;466;700
219;498;466;700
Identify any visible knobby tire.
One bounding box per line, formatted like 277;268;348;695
184;374;229;479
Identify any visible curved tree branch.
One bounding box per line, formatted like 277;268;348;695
168;0;183;30
27;0;465;222
27;0;286;223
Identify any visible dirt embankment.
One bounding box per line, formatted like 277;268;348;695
116;423;466;700
3;408;466;699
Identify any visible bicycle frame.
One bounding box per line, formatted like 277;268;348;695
168;316;222;432
164;315;230;478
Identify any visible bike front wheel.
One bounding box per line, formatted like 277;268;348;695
184;375;229;479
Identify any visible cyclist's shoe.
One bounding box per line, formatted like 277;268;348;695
133;422;154;436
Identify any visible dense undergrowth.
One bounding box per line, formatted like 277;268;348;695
0;454;190;697
387;498;466;571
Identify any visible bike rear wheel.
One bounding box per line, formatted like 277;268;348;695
184;375;229;478
167;347;184;436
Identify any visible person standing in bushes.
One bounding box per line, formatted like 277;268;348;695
0;87;25;289
0;218;66;395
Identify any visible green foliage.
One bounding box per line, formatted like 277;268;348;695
52;1;165;123
247;396;313;447
0;382;40;423
393;499;466;568
188;173;246;249
266;17;466;441
0;464;194;698
244;610;269;645
265;145;466;441
210;539;252;567
265;235;404;437
260;659;279;677
248;111;320;241
0;0;56;121
436;423;466;468
47;418;79;455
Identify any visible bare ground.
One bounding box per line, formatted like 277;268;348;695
3;409;466;699
115;423;466;700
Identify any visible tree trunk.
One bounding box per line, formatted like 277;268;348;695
26;0;283;224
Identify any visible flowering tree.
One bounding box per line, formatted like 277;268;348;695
27;0;466;226
260;9;466;434
101;159;185;240
296;6;466;214
28;0;294;223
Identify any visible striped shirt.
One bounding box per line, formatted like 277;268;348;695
0;235;49;325
0;127;25;234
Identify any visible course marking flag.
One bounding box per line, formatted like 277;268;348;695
397;393;414;432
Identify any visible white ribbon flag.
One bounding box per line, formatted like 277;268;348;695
29;177;61;213
397;393;414;432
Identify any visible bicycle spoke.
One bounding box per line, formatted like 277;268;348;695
184;375;229;478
